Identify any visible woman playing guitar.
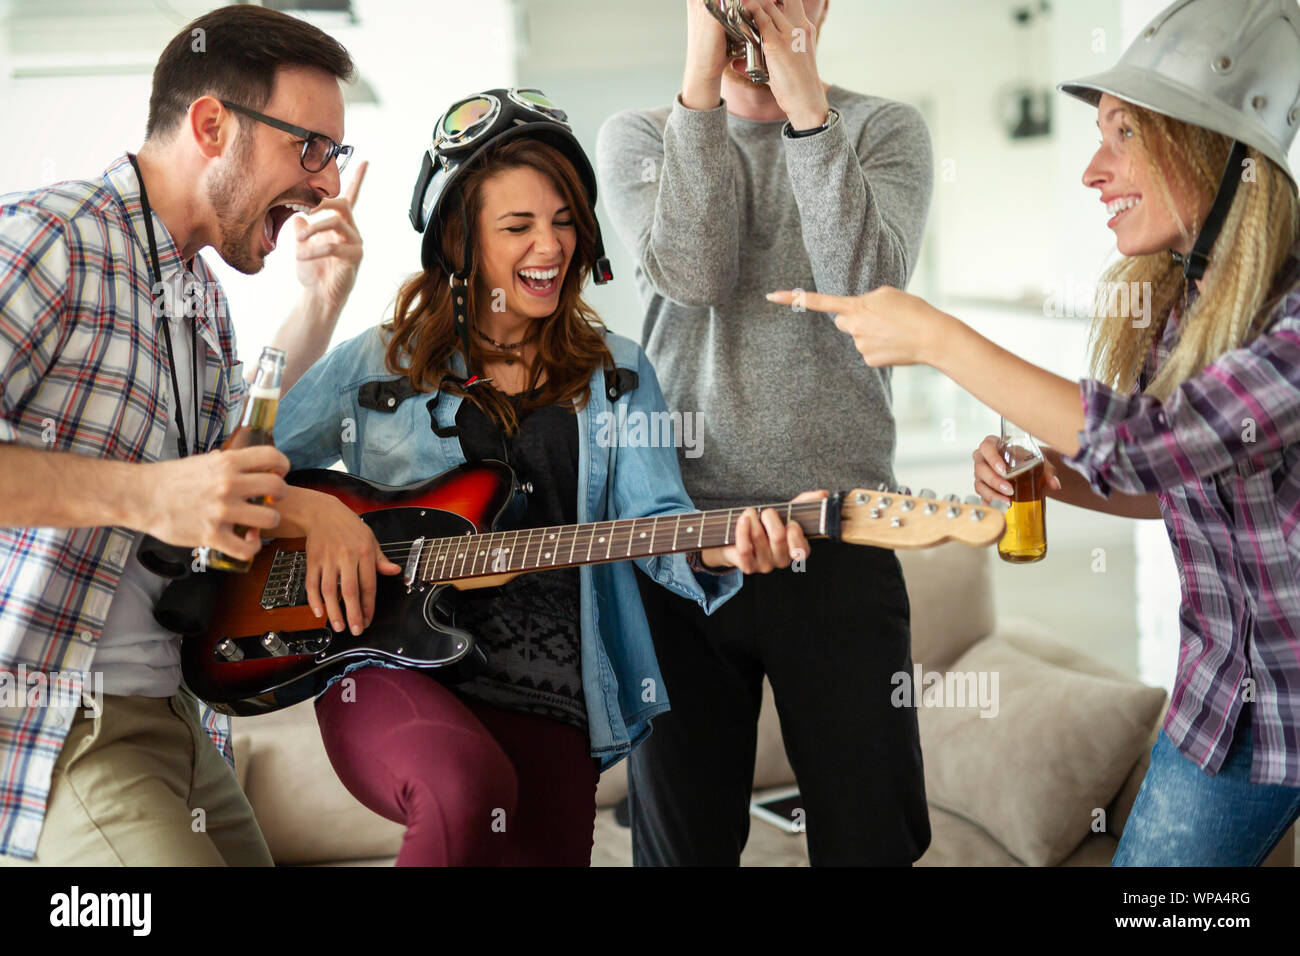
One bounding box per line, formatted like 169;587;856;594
267;88;820;865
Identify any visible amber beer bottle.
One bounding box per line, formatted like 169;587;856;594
203;347;287;573
997;417;1048;564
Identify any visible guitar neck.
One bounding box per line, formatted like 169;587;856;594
416;500;830;583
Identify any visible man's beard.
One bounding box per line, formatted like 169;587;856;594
206;133;264;275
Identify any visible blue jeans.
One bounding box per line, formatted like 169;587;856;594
1113;710;1300;866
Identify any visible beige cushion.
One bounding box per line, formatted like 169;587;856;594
918;632;1166;866
898;542;995;672
234;704;404;866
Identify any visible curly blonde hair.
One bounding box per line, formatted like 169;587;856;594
1088;102;1300;400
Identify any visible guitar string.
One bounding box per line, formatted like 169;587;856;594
255;503;834;588
258;497;995;588
257;506;830;587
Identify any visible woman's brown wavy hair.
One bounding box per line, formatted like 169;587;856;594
383;137;612;435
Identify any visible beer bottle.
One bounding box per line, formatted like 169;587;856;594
203;346;287;573
997;416;1048;563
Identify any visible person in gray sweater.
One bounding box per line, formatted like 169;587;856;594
596;0;935;865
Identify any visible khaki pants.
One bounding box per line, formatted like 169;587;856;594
1;692;272;866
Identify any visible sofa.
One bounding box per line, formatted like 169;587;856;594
230;542;1294;866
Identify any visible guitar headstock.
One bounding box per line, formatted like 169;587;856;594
837;487;1004;550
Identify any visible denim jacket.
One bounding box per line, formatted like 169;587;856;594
272;325;741;769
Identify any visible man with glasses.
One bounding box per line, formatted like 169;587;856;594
0;5;363;865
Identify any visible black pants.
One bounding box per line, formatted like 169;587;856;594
630;541;931;866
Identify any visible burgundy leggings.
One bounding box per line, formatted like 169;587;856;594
314;665;600;866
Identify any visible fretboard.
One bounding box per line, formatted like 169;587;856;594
415;500;830;583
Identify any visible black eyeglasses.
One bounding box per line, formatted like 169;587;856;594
220;100;353;174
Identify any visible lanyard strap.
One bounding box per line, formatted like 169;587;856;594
127;153;201;459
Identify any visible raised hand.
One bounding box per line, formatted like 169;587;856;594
742;0;830;130
683;0;733;110
295;159;367;313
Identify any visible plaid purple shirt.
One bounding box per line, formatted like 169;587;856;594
1067;255;1300;787
0;155;246;858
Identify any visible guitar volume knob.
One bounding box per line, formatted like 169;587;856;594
261;632;289;657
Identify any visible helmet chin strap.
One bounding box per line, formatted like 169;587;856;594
1171;140;1250;283
449;191;491;390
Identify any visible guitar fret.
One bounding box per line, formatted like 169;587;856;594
433;535;451;582
472;532;485;575
453;533;469;579
519;528;535;572
416;501;842;583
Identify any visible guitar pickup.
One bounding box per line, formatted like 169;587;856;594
404;537;425;588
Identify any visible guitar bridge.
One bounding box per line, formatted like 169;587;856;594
404;537;425;589
260;549;307;610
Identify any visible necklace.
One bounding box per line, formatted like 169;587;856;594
475;324;536;352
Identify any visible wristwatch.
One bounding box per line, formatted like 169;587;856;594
784;107;841;139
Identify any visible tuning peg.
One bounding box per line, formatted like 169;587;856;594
946;505;961;518
945;493;961;503
965;495;983;506
895;486;912;497
876;482;889;492
919;488;936;500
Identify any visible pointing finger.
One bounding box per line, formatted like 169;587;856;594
343;159;368;209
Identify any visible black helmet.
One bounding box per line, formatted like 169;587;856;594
409;87;613;283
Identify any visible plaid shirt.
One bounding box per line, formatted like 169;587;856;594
0;155;247;859
1068;255;1300;787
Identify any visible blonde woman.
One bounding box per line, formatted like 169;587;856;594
770;0;1300;866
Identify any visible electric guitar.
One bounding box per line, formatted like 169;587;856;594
181;461;1004;716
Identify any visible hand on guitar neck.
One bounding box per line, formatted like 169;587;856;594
698;489;829;572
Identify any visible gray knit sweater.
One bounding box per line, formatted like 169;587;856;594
596;86;934;510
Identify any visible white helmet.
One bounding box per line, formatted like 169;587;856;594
1060;0;1300;187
